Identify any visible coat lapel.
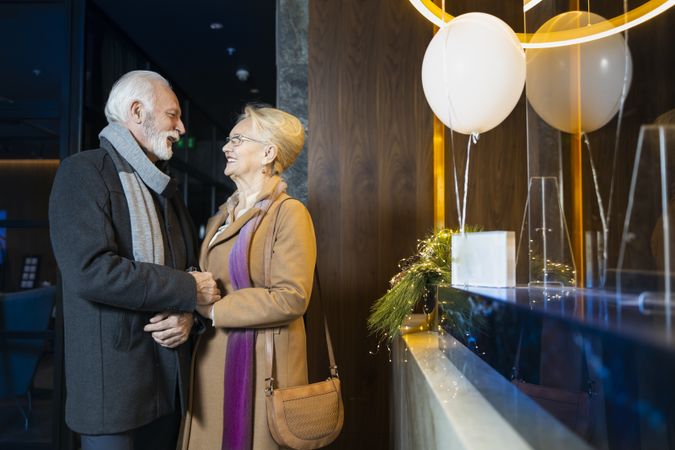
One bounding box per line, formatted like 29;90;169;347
210;207;260;247
199;176;285;271
199;208;227;270
200;207;261;271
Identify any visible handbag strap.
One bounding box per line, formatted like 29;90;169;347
314;270;338;378
261;198;338;394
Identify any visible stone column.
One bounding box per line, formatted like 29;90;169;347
276;0;308;203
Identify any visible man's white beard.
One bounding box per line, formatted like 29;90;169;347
143;115;175;161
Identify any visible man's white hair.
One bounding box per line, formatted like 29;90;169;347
104;70;171;124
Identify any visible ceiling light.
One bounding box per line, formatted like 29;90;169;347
226;47;236;56
250;88;260;94
523;0;543;13
235;69;250;81
210;22;223;30
408;0;675;48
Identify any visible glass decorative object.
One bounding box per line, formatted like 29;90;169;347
616;125;675;327
518;176;577;287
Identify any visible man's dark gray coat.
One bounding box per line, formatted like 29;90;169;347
49;142;198;434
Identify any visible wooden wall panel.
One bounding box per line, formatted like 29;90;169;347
437;0;529;237
308;1;434;448
308;1;673;447
577;10;675;274
442;98;528;234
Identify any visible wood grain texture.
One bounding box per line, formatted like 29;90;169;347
438;0;529;236
551;6;675;279
441;0;675;282
581;10;675;274
443;96;528;234
308;1;433;447
307;0;672;444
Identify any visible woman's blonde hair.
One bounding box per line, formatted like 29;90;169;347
239;105;305;175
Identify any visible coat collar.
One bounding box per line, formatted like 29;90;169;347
200;176;284;269
204;207;260;251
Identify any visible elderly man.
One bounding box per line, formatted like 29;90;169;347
49;70;219;450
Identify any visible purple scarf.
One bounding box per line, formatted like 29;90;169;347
221;183;284;450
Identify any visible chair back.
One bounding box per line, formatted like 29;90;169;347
0;286;55;398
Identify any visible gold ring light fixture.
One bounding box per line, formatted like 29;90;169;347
409;0;675;48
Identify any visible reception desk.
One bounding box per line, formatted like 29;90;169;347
392;285;675;450
392;331;590;449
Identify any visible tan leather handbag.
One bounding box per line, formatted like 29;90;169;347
264;317;343;449
262;198;344;449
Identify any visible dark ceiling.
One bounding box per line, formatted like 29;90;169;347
0;0;276;157
0;2;65;157
93;0;277;131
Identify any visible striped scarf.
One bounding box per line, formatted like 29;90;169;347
99;123;174;265
221;180;286;450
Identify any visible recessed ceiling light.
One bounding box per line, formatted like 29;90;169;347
32;69;42;76
236;69;250;81
250;88;260;94
226;47;236;56
210;22;223;30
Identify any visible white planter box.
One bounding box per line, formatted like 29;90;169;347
451;231;516;287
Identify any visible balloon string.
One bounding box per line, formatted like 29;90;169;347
440;8;462;227
597;0;630;288
515;179;532;269
460;132;479;233
583;132;609;287
608;0;631;225
451;133;461;226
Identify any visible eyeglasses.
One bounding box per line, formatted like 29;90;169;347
224;134;266;147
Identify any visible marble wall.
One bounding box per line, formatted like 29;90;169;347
276;0;308;204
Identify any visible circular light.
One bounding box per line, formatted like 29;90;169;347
523;0;544;13
409;0;675;48
210;22;223;30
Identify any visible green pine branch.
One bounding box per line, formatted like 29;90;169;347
367;227;480;344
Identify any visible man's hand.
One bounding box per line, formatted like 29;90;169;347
190;271;220;305
144;312;194;348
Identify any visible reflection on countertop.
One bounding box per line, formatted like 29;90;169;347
436;285;675;449
445;285;674;351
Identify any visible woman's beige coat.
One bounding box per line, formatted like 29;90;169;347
179;177;316;450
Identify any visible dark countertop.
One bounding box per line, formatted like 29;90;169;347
439;285;674;353
435;284;675;450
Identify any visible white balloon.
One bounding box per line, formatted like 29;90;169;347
526;12;633;134
421;13;526;135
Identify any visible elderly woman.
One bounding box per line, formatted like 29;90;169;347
179;106;316;450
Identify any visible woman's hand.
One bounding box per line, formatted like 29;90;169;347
144;312;194;348
195;303;214;319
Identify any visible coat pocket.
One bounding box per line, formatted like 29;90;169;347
113;311;131;351
112;311;146;352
